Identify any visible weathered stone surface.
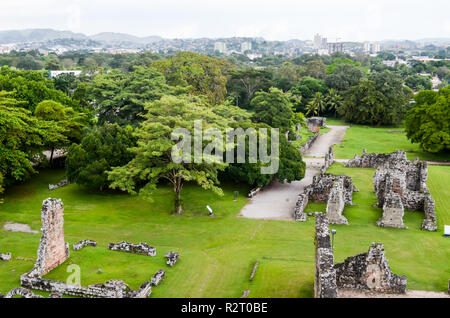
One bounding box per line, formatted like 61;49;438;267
321;147;335;174
165;251;179;267
49;179;70;191
49;292;62;298
314;214;338;298
134;281;152;298
294;193;308;222
299;132;319;153
21;273;140;298
334;243;407;294
345;150;407;168
372;156;437;231
151;269;166;286
30;198;69;277
0;252;11;261
306;117;327;130
305;173;356;205
73;240;97;251
376;191;407;229
108;241;156;256
421;194;438;231
326;180;348;225
5;287;44;298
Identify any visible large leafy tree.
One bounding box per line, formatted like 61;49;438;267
250;87;295;133
34;100;87;164
89;66;185;125
66;123;136;190
226;68;274;109
339;71;413;125
305;92;326;116
0;66;77;112
289;76;327;112
107;95;229;214
405;87;450;153
152;52;229;105
0;92;66;187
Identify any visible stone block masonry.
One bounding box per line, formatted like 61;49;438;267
108;241;156;256
30;198;69;277
376;191;407;229
73;240;97;251
165;251;179;266
326;179;348;225
151;270;166;286
314;214;338;298
334;243;407;294
293;193;308;222
0;252;11;261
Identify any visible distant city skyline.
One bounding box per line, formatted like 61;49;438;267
0;0;449;42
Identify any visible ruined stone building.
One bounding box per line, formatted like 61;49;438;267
346;150;437;231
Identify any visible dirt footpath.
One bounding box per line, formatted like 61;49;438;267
240;125;348;220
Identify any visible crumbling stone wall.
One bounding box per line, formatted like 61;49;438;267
20;273;149;298
49;179;70;191
0;252;11;261
334;243;407;294
321;147;335;174
373;159;437;231
326;179;348;225
165;251;179;266
299;132;319;153
305;173;356;206
306;117;327;130
345;150;407;168
73;240;97;251
376;192;407;229
314;214;338;298
109;241;156;256
151;270;166;286
4;287;44;298
30;198;69;277
294;193;308;222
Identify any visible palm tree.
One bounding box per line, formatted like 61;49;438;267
326;88;342;118
305;92;326;116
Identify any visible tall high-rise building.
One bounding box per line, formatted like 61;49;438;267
214;42;227;54
241;41;252;53
314;33;323;49
364;41;381;54
327;42;344;54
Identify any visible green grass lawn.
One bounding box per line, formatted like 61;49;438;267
1;165;449;297
329;122;450;161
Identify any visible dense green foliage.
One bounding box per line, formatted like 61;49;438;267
339;71;413;125
66;123;136;190
405;88;450;153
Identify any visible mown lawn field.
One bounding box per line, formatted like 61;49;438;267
0;164;449;297
326;118;450;162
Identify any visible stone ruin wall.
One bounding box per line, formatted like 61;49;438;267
334;243;407;294
30;198;69;277
314;214;338;298
314;214;407;297
326;179;348;225
346;150;437;232
19;198;153;298
306;117;327;130
305;173;356;206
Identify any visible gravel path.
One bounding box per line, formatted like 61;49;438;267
240;125;348;220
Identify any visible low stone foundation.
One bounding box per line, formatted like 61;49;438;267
73;240;97;251
299;132;319;153
151;270;166;286
345;150;407;168
108;241;156;256
165;251;179;266
0;252;11;261
49;179;70;191
4;287;44;298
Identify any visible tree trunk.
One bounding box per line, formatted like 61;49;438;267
174;177;183;214
50;148;54;167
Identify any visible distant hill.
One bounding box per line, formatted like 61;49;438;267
415;37;450;44
0;29;87;44
0;28;163;45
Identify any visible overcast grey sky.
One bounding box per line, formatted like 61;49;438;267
0;0;449;41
